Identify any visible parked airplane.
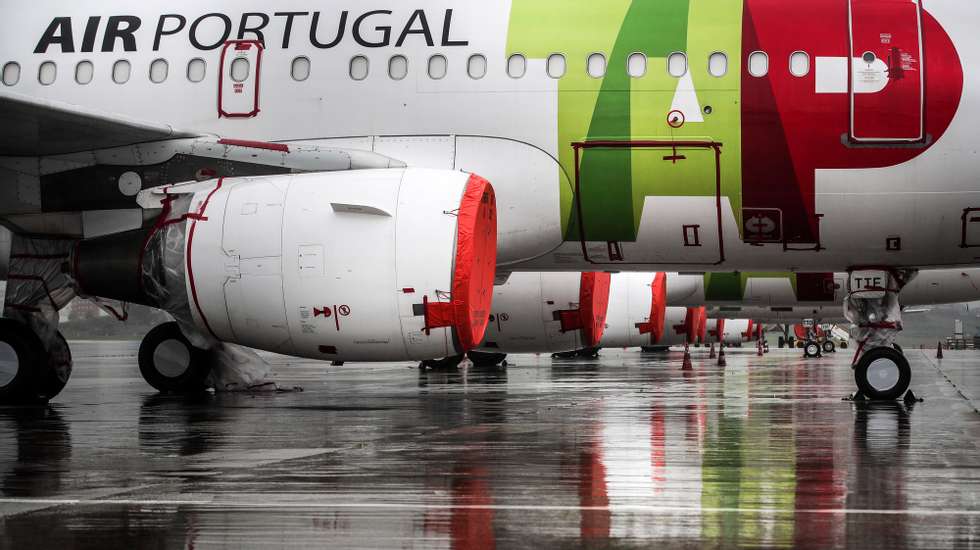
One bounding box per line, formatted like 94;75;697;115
0;0;978;402
469;269;980;398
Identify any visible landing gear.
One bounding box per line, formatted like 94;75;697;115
844;268;918;402
822;340;836;354
0;319;73;403
803;340;821;358
419;354;465;371
853;346;911;400
138;322;212;393
467;351;507;367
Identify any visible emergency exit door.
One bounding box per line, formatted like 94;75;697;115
219;40;263;118
848;0;924;142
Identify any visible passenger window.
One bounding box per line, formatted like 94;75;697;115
187;58;206;82
112;60;131;84
2;62;19;86
428;55;447;79
627;52;646;78
388;55;408;80
667;52;687;77
350;56;369;80
291;57;310;81
587;53;606;78
467;54;487;79
748;51;768;77
149;59;168;83
38;61;57;85
790;51;810;77
507;54;526;78
708;52;728;77
75;61;94;85
230;58;249;82
547;53;566;79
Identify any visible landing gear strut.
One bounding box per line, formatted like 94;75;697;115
845;268;916;401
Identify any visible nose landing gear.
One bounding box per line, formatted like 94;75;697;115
844;268;918;402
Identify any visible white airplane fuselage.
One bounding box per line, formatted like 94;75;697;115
1;1;979;274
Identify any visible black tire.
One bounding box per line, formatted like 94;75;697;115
0;318;46;403
39;332;73;399
777;336;785;348
839;341;849;349
138;322;212;393
467;351;507;367
420;354;465;370
822;340;836;354
804;341;821;358
854;346;911;400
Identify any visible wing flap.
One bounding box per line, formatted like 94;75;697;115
0;90;198;157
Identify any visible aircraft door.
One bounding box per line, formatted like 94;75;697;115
219;40;263;118
572;140;724;266
848;0;924;142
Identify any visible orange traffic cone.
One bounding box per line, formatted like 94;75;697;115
937;341;944;359
709;343;716;359
717;347;727;366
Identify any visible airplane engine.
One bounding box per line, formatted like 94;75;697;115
73;168;497;362
600;273;667;349
656;307;705;346
720;319;752;346
478;271;611;354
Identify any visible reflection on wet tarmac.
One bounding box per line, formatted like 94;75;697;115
2;343;980;549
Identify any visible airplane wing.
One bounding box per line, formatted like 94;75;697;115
0;90;198;157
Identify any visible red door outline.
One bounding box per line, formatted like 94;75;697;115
571;140;725;265
218;40;263;118
847;0;925;142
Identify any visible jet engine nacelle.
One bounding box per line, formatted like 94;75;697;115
720;319;754;346
657;307;707;346
479;271;610;353
600;273;666;349
76;168;497;362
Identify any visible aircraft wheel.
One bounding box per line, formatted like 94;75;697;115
777;336;785;348
822;340;836;354
138;322;212;393
839;341;849;349
803;341;821;358
39;332;73;399
467;351;507;367
0;319;46;403
420;354;465;371
854;346;911;400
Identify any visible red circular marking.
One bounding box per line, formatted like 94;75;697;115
338;305;351;316
667;110;685;128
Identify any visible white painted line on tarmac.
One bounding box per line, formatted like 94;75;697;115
2;498;980;516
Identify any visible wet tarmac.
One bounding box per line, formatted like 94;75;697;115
2;342;980;549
